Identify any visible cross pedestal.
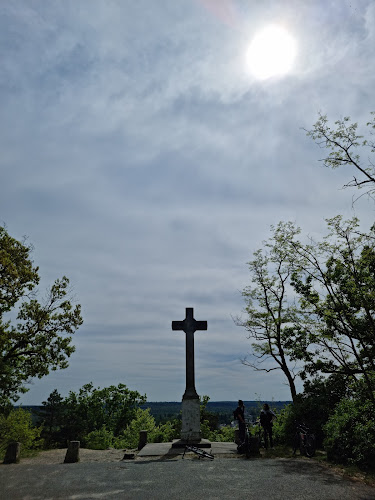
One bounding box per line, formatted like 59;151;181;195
172;308;208;446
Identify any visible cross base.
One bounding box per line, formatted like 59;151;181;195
180;397;201;442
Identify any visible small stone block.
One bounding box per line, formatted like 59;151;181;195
138;430;148;451
64;441;80;463
123;453;135;460
3;442;21;464
249;437;261;455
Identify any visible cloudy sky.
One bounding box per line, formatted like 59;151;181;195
1;0;374;405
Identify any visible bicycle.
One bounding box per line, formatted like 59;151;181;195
182;445;214;460
293;422;316;458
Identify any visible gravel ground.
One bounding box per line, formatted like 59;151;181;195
1;449;375;500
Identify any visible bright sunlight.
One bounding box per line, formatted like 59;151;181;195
246;24;297;80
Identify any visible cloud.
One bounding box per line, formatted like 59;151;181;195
1;0;374;404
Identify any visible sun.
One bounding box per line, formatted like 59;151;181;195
246;24;297;80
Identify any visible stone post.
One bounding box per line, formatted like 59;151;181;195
64;441;80;463
138;430;148;450
249;436;261;456
3;442;21;464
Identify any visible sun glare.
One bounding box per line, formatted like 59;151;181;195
246;24;297;80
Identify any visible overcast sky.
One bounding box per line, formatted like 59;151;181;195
1;0;374;405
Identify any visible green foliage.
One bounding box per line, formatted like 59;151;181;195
239;215;375;405
150;419;180;443
39;383;147;446
0;226;83;409
85;426;114;450
324;392;375;468
200;395;219;438
209;425;235;442
290;216;375;401
0;408;42;459
237;221;306;402
38;389;65;447
270;373;351;448
114;408;156;449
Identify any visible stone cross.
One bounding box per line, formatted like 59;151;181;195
172;307;207;399
172;307;208;444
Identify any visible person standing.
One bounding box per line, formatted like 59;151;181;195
233;400;246;443
260;403;276;449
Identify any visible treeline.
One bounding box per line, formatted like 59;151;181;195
140;401;290;425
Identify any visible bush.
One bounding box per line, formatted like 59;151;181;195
209;425;235;442
84;426;114;450
115;408;156;449
271;404;293;445
0;408;42;459
324;397;375;468
150;420;180;443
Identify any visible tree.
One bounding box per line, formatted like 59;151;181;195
0;226;83;409
289;216;375;402
0;408;42;459
236;222;305;403
238;217;375;404
44;382;147;443
200;395;219;437
306;112;375;201
38;389;65;446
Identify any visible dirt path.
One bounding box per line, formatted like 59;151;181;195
19;447;127;464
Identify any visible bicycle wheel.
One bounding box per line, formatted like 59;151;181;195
292;433;299;455
299;434;306;456
304;434;316;458
206;451;214;460
189;446;214;460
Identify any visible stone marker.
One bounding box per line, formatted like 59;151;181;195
138;430;148;450
64;441;80;463
249;436;261;456
3;442;21;464
172;307;207;445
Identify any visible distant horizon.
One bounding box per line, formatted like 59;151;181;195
17;399;293;407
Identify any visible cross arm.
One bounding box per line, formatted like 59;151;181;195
172;321;185;331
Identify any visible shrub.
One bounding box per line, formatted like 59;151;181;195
84;426;114;450
115;408;156;449
209;425;235;442
150;420;180;443
0;408;42;459
324;397;375;468
271;404;293;445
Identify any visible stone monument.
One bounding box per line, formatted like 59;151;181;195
172;307;209;446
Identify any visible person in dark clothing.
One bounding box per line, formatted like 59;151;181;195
233;400;246;443
260;403;276;449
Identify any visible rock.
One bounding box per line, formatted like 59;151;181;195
64;441;80;463
3;442;21;464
